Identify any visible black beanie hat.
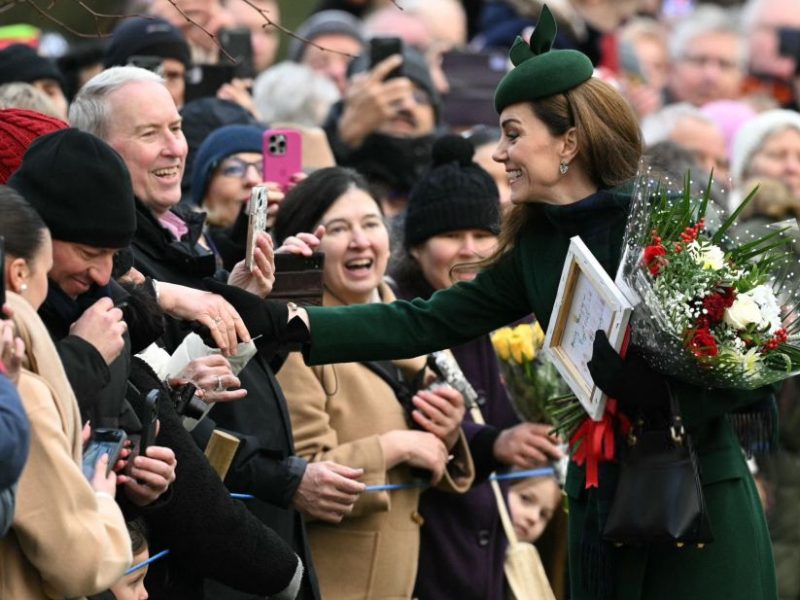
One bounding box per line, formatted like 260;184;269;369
404;134;501;248
8;128;136;249
0;43;64;87
104;16;191;69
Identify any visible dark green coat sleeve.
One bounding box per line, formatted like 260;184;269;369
307;249;531;364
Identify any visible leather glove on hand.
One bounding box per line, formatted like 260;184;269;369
203;278;309;354
586;330;669;421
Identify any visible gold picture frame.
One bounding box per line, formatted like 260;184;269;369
543;236;633;420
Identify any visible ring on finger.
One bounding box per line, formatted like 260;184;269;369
215;375;225;392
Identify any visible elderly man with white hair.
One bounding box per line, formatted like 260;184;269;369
666;4;747;107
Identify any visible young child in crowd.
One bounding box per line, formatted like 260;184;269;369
508;472;563;543
110;519;150;600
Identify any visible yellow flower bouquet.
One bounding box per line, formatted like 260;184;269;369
491;322;579;435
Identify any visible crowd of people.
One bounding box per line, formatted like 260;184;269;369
0;0;798;598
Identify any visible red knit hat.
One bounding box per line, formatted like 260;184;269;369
0;108;67;183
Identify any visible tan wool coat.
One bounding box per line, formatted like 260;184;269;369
0;292;131;599
277;284;474;600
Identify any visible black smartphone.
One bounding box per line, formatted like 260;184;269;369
219;27;255;79
125;389;159;476
139;390;159;453
0;236;5;307
370;36;403;79
184;64;236;102
82;428;127;481
274;252;325;272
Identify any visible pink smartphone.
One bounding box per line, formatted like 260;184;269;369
263;128;302;191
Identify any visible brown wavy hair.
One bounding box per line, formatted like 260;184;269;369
485;77;642;266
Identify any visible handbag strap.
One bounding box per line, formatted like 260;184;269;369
666;384;686;445
360;359;422;415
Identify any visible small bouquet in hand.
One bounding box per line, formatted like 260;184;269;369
617;171;800;389
491;323;580;438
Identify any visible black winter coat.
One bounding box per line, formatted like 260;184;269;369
130;199;320;600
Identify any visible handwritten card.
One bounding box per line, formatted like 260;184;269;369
544;236;633;420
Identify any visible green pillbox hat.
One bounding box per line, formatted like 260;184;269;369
494;5;594;113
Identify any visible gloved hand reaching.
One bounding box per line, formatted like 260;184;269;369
203;278;310;355
586;330;670;421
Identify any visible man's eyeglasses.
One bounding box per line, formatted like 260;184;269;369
218;157;263;178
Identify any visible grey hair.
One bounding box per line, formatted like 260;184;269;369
69;66;164;139
740;0;764;33
0;82;61;119
253;61;340;127
669;4;747;68
641;102;717;146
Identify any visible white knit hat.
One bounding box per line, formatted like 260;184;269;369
731;109;800;184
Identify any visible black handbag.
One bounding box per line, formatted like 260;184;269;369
603;388;713;546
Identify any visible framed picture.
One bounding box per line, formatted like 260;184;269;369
245;185;269;271
543;236;633;421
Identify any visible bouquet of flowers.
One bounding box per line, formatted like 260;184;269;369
491;322;581;437
616;171;800;389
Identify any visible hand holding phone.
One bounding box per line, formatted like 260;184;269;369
82;428;127;482
246;185;269;271
263;128;303;192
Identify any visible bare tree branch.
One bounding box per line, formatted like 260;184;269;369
6;0;406;64
237;0;360;60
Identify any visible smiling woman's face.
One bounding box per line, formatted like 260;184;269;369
411;229;497;291
492;102;567;205
318;187;390;305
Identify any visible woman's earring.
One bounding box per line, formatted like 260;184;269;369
559;161;569;176
19;283;28;293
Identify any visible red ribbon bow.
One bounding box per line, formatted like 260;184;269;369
570;398;630;488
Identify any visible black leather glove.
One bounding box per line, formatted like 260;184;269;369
587;330;669;421
203;278;310;354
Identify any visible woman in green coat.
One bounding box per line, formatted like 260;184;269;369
210;7;777;599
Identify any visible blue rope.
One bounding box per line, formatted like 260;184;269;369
127;468;556;573
230;467;555;498
124;549;170;575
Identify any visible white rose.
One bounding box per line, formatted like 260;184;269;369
696;244;725;271
749;284;783;333
724;294;762;330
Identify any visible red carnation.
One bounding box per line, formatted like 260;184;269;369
644;243;667;276
702;293;728;323
688;328;719;357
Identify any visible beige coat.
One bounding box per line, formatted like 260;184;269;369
0;292;131;599
277;284;473;600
